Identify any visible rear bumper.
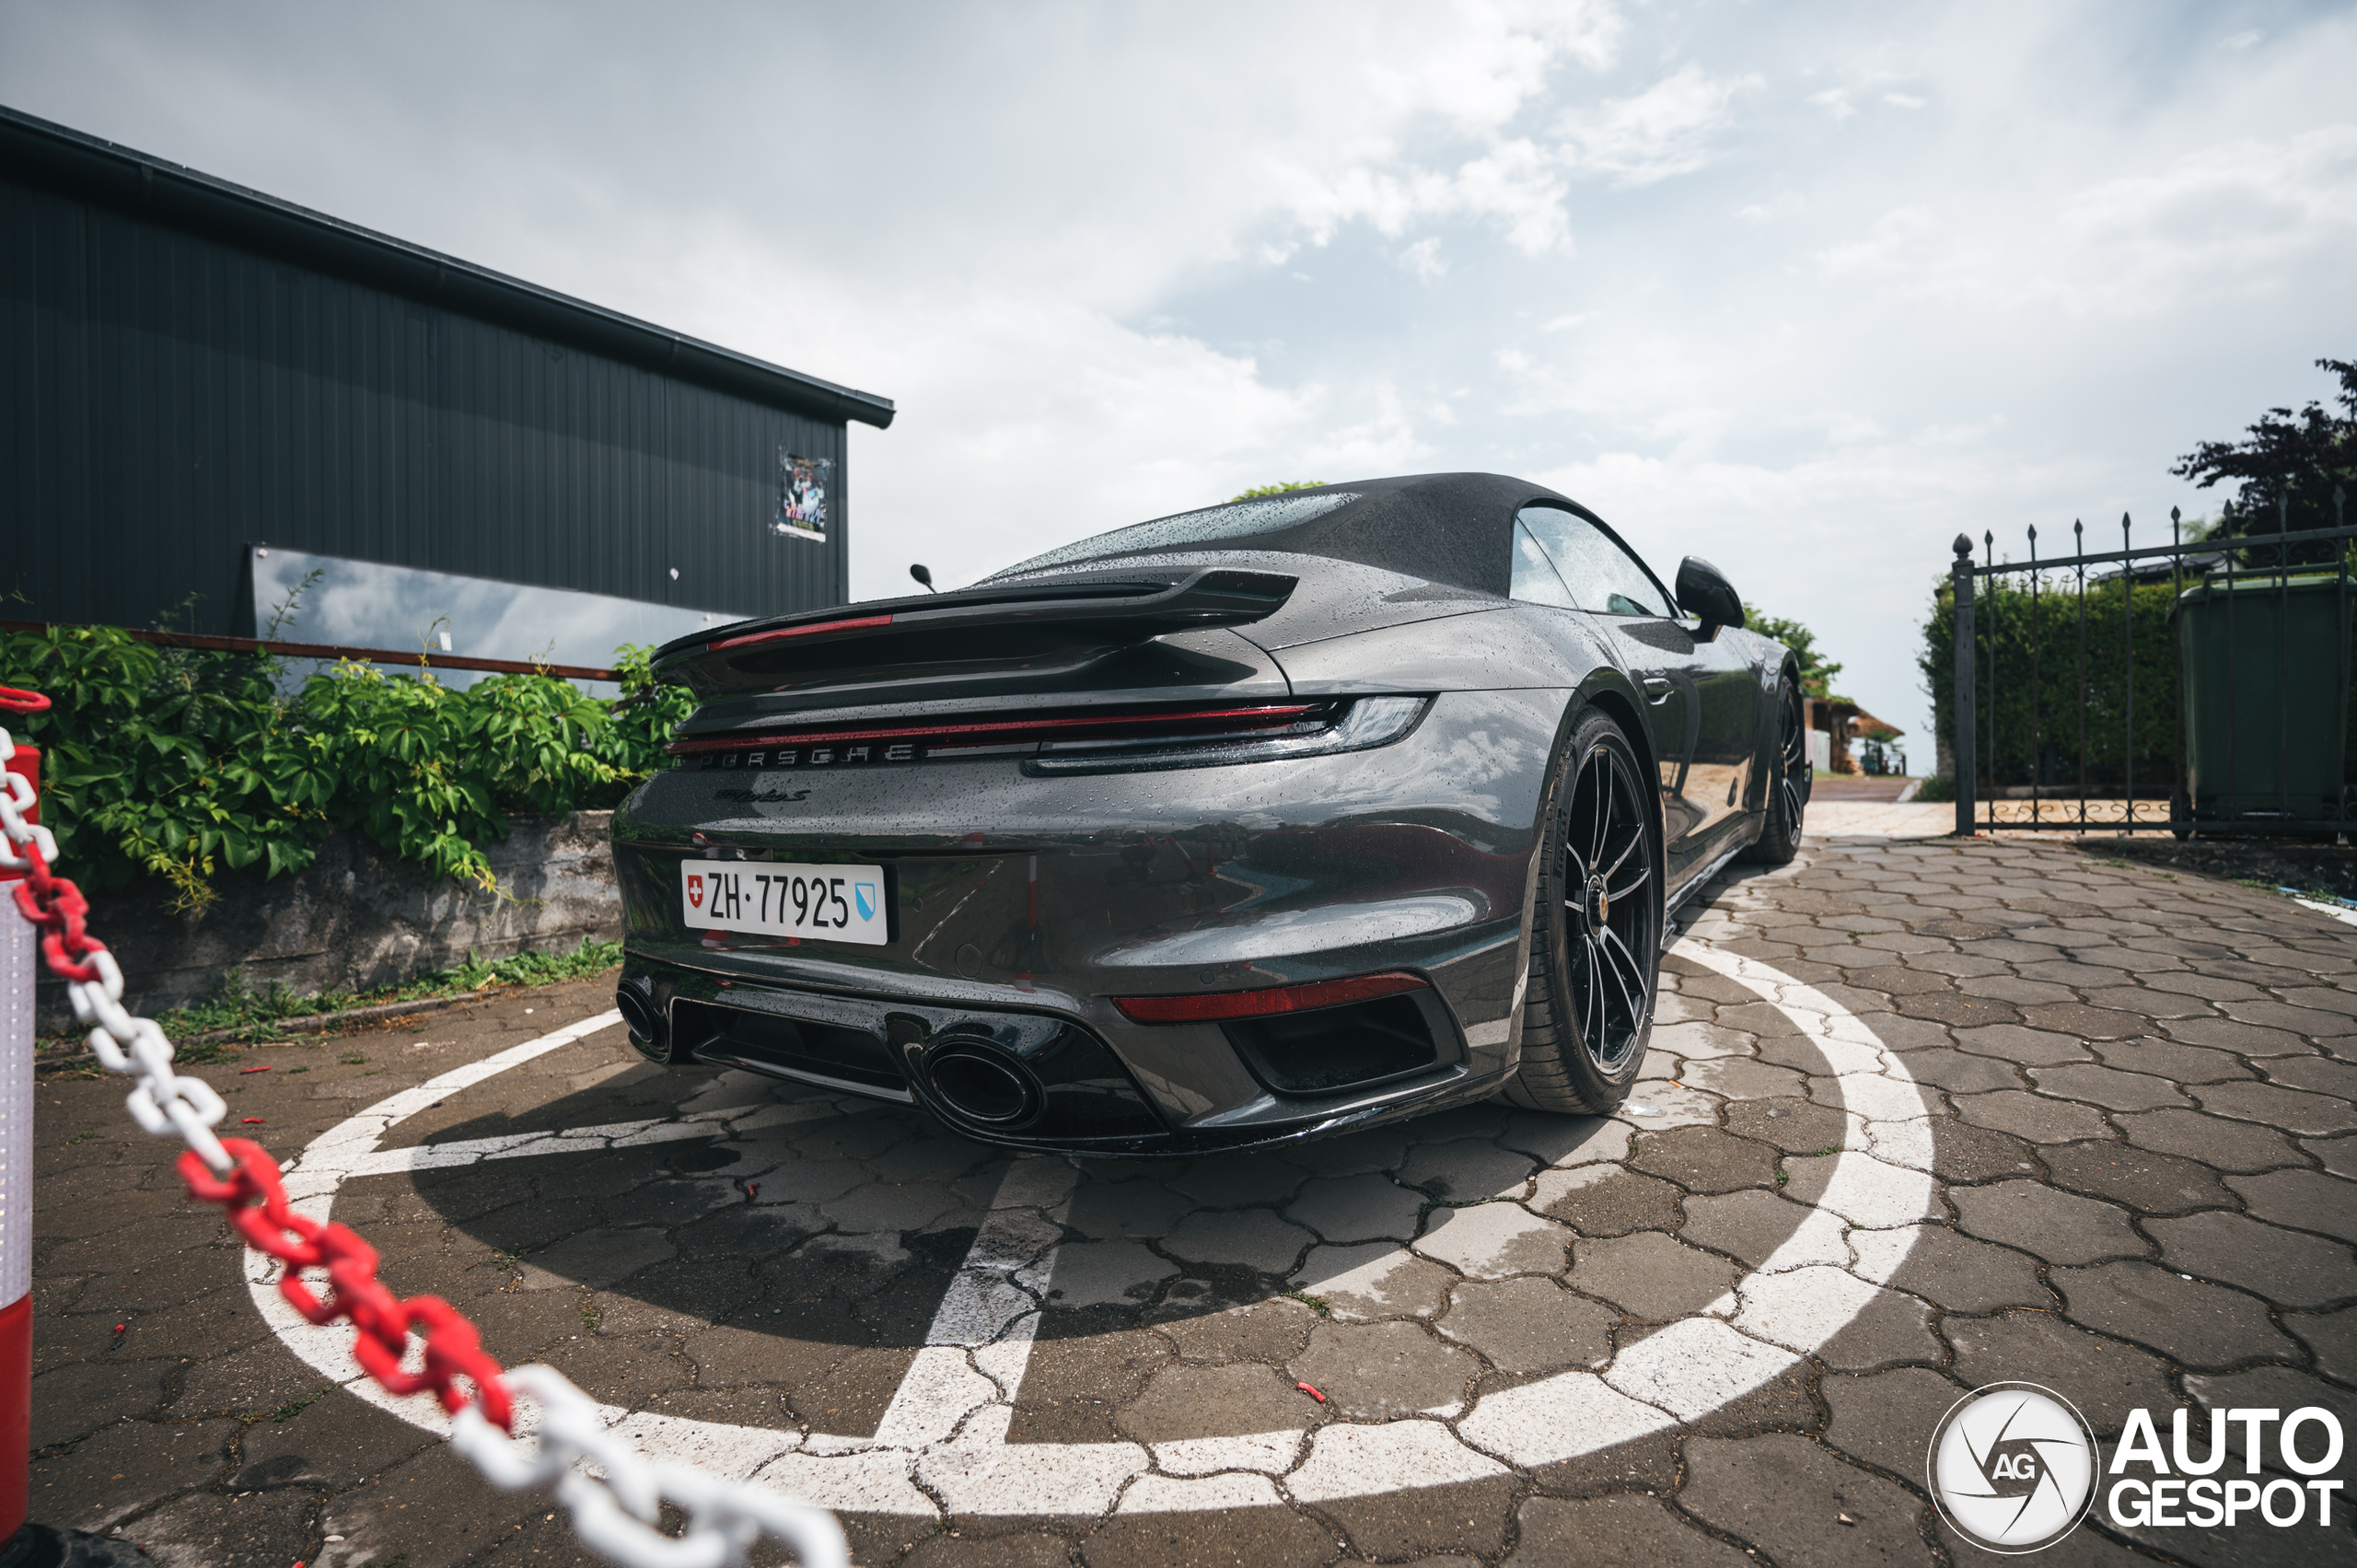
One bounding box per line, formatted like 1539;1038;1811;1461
611;687;1570;1150
617;957;1511;1155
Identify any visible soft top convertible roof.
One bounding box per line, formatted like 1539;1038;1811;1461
993;472;1600;598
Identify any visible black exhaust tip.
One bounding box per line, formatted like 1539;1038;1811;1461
617;979;666;1061
925;1044;1044;1128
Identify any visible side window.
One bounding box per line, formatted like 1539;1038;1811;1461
1510;519;1577;608
1515;505;1668;618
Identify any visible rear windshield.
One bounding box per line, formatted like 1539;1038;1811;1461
993;492;1359;577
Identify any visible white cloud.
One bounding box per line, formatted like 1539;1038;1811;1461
1559;64;1761;185
1884;92;1928;109
1398;237;1450;283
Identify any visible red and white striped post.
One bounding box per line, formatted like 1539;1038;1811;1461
0;732;37;1545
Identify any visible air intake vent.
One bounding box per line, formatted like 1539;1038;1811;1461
1224;993;1439;1097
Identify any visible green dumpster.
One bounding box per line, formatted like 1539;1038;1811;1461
2177;572;2356;825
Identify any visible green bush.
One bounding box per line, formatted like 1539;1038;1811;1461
0;626;692;910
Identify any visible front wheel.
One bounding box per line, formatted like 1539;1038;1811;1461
1743;673;1808;865
1503;706;1661;1115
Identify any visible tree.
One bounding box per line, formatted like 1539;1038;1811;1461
1232;481;1327;500
1743;605;1844;701
2171;357;2357;561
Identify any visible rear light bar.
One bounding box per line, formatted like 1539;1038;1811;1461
666;703;1322;756
1113;971;1429;1024
709;613;895;652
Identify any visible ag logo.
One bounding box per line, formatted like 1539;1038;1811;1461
687;874;705;910
1929;1383;2099;1553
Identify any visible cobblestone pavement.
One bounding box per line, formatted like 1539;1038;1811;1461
29;836;2357;1566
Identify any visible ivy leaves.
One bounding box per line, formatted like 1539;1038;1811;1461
1;626;693;910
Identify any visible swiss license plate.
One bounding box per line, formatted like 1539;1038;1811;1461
679;861;888;946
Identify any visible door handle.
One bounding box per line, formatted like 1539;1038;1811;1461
1643;678;1674;704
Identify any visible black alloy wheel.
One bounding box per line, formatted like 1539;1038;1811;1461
1561;734;1657;1074
1745;673;1807;865
1504;706;1660;1114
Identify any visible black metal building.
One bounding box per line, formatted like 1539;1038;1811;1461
0;105;894;656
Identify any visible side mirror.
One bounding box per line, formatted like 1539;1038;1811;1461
910;563;937;593
1676;556;1744;633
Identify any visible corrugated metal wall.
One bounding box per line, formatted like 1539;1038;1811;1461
1;175;851;636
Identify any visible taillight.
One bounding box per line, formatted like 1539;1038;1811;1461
1113;971;1429;1024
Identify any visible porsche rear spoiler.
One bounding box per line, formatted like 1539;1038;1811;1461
655;566;1298;698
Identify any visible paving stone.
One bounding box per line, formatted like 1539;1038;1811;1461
2146;1211;2357;1308
1953;1090;2114;1144
1949;1180;2144;1264
1439;1276;1616;1372
1946;1310;2179;1437
1065;1179;1193;1239
1955;1024;2093;1066
1414;1202;1570;1279
1852;1223;2056;1314
2092;1038;2256;1084
1115;1361;1310;1444
1505;1494;1749;1567
2040;1142;2237;1215
1168;1150;1308;1208
1680;1056;1807;1100
33;1414;238;1530
1679;1189;1836;1270
1629;1126;1781;1194
514;1225;677;1290
2219;997;2357;1038
1283;1173;1425;1243
1720;1096;1854;1154
2165;1016;2317;1056
2028;1063;2193;1113
1153;1295;1319;1363
1398;1139;1540;1202
2053;1260;2300;1369
1495;1111;1632;1167
2284;1305;2357;1384
910;1533;1074;1568
1292;1319;1480;1419
1403;1103;1513;1141
819;1179;965;1234
2022;1003;2154;1040
122;1485;322;1568
1162;1208;1315;1273
1567;1231;1737;1320
1011;1328;1174;1443
1924;1118;2043;1183
2118;1109;2309;1172
2192;1080;2357;1135
1046;1239;1176;1308
2264;1051;2357;1099
1890;1049;2023;1097
1292;1431;1515;1559
1678;1434;1933;1567
1530;1164;1685;1236
1082;1504;1337;1568
2308;1133;2357;1179
1291;1244;1453;1321
1820;1365;1968;1482
2228;1167;2357;1242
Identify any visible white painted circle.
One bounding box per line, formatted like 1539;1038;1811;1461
251;926;1935;1518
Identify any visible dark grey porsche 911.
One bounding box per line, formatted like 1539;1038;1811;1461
611;472;1807;1154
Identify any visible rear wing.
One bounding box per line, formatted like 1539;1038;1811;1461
654;567;1297;700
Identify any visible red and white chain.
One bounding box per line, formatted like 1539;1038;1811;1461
0;690;844;1568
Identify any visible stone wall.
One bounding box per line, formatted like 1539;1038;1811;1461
36;811;621;1030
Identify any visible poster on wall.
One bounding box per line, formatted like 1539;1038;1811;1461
774;451;830;542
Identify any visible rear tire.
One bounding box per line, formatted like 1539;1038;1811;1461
1503;706;1660;1115
1743;674;1808;865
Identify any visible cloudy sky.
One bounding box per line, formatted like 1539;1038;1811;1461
5;1;2351;743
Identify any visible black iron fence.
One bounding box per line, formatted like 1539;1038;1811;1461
1945;490;2357;836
